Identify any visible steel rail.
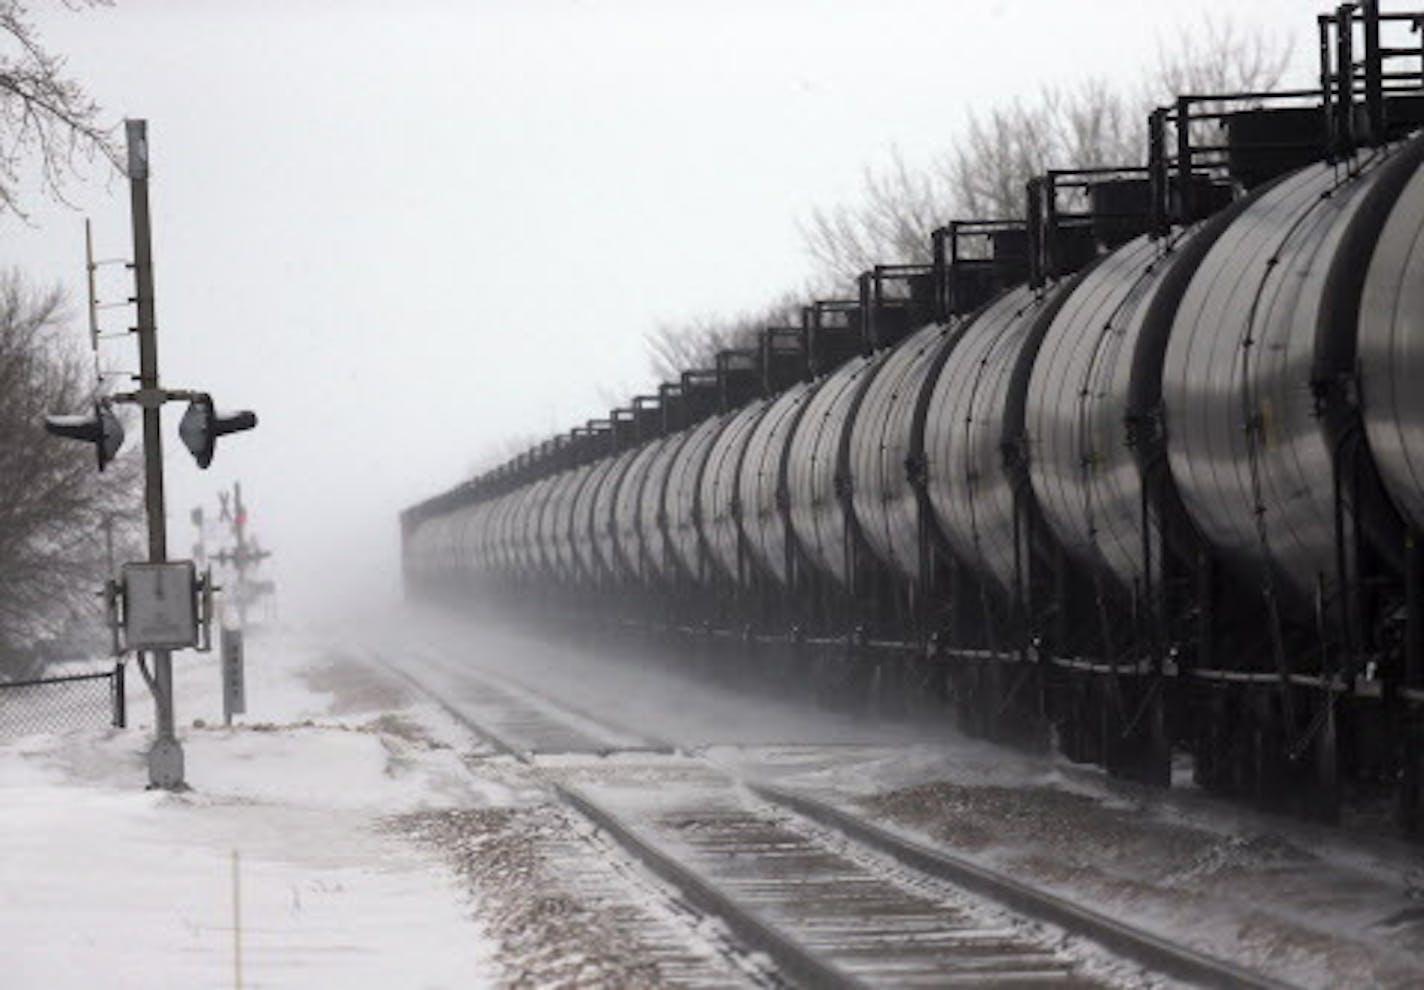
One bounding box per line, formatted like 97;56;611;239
752;783;1297;990
557;782;866;990
384;647;1299;989
378;654;866;989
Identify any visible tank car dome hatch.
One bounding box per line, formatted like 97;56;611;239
1360;150;1424;532
665;411;734;584
849;320;960;582
1224;108;1330;189
1162;135;1424;617
785;352;886;586
700;399;774;584
738;379;819;586
922;270;1093;599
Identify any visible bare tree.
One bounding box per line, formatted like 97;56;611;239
801;149;949;285
467;429;544;477
0;0;119;216
941;76;1145;221
801;19;1291;287
0;269;139;672
1154;16;1293;99
645;291;804;382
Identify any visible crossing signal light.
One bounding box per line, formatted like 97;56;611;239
44;401;125;470
179;393;257;469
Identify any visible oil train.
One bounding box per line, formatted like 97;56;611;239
404;3;1424;832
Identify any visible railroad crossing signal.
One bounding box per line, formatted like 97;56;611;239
179;393;257;469
213;544;271;569
38;120;261;790
43;401;124;470
207;481;274;629
47;391;254;474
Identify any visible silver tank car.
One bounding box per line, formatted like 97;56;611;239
569;455;621;582
1023;209;1244;594
640;433;694;584
505;483;536;580
502;481;531;579
458;502;485;580
700;399;772;584
922;282;1081;596
411;511;445;582
590;446;641;582
455;506;481;582
738;380;817;586
1360;151;1424;533
637;430;691;582
849;321;959;582
513;474;556;581
612;438;670;583
664;412;731;583
472;500;497;579
533;470;566;581
1162;138;1424;613
544;464;591;583
484;492;513;579
784;353;883;585
533;472;566;580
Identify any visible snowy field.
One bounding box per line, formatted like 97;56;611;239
0;630;502;990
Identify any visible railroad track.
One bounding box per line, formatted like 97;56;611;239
381;649;1296;990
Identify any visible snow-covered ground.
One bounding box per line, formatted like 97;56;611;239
8;607;1424;989
0;630;502;990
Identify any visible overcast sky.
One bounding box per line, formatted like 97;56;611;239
1;0;1317;620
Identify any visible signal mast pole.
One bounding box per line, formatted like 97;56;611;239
47;120;256;788
127;119;183;789
216;481;270;629
233;482;248;628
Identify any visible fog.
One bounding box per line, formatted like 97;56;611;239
400;604;943;750
379;601;1060;796
0;0;1313;623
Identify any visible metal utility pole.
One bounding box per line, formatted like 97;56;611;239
127;119;183;789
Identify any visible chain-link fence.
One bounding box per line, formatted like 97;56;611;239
0;666;126;740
